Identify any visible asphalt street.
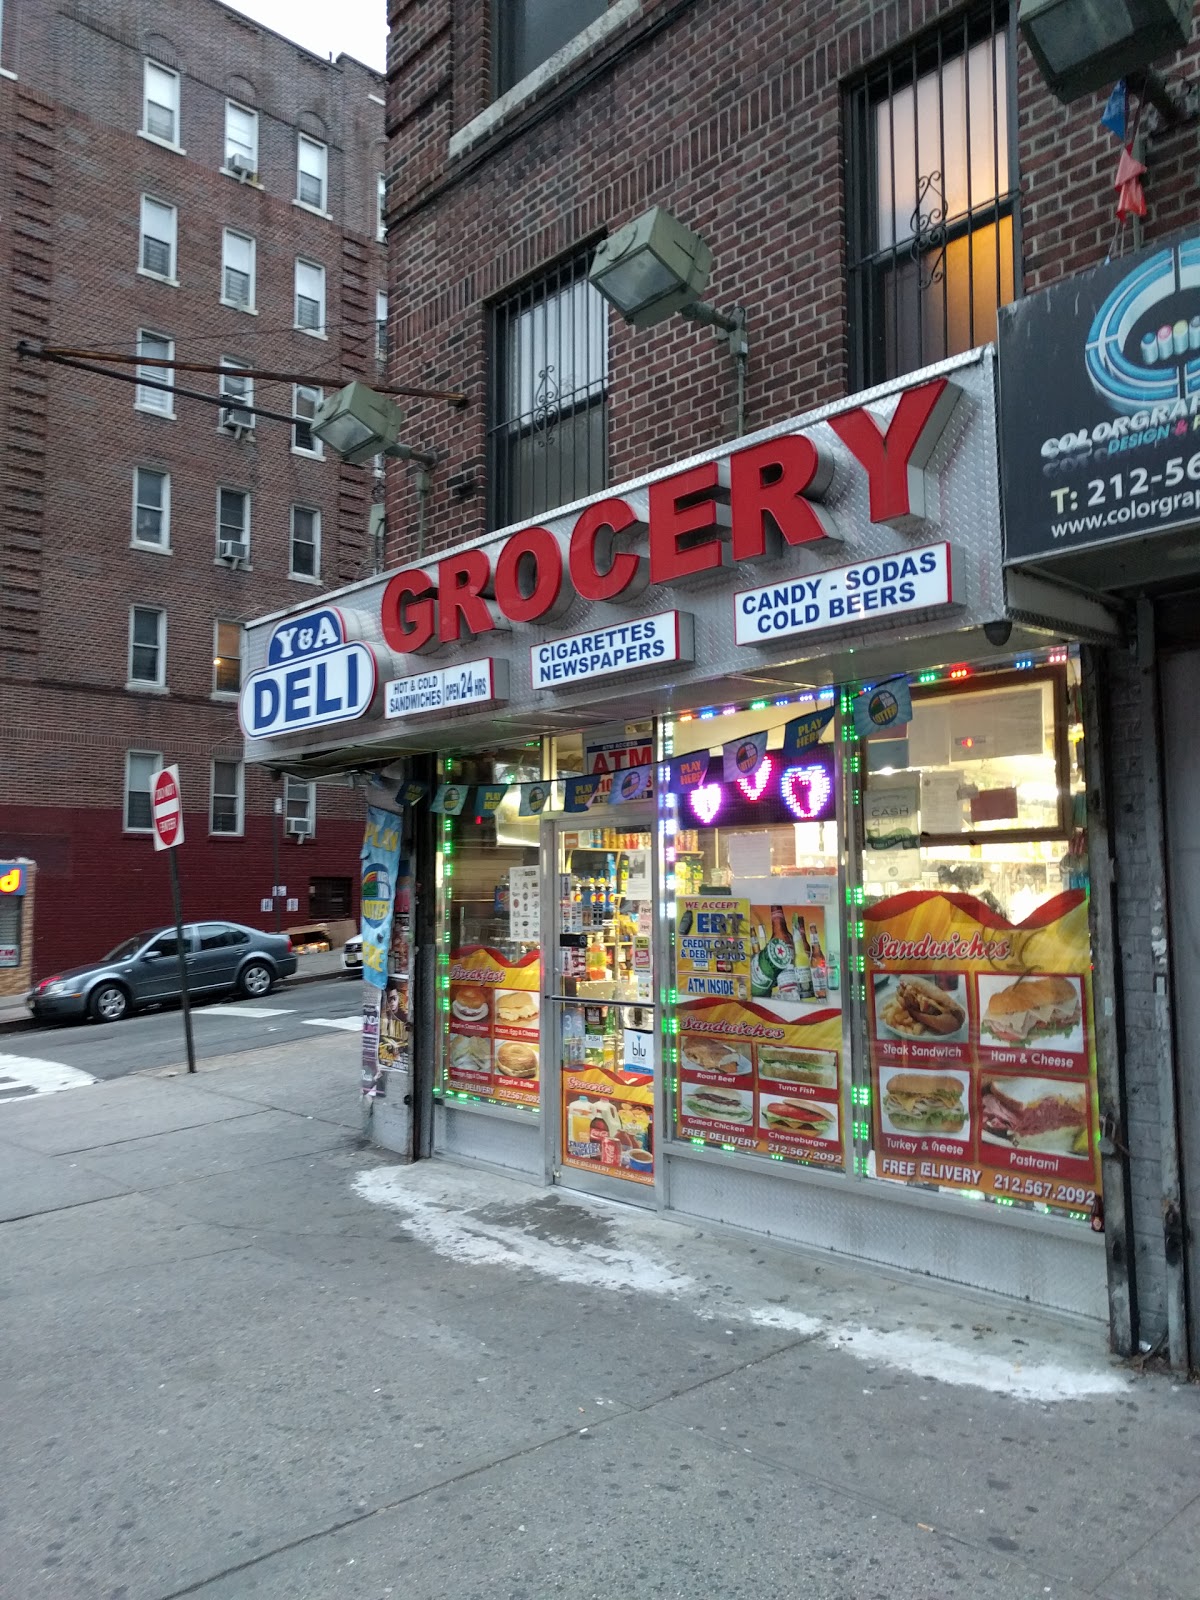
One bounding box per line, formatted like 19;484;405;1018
0;974;361;1083
1;1038;1198;1600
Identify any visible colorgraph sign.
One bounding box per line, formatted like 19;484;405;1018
999;229;1200;562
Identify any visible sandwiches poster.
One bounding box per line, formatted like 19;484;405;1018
866;889;1100;1214
445;946;541;1107
675;997;844;1169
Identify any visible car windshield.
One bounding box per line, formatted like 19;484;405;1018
104;931;160;961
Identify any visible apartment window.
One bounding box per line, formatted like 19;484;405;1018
494;0;607;95
845;4;1017;388
219;360;255;431
285;776;315;837
217;488;250;560
210;760;244;835
290;506;320;580
222;229;256;310
377;173;387;240
489;252;608;527
143;60;180;145
132;467;170;548
125;751;162;831
135;330;174;416
213;620;242;695
292;384;324;455
128;606;166;687
224;100;258;173
296;135;328;211
139;196;177;280
376;290;388;361
294;260;325;333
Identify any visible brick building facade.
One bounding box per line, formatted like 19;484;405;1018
366;0;1200;1359
0;0;385;975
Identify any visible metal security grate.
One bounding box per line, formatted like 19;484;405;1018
488;251;608;529
845;3;1018;389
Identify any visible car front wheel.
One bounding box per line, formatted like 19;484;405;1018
89;983;129;1024
239;961;273;999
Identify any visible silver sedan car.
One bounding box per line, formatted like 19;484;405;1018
27;921;298;1024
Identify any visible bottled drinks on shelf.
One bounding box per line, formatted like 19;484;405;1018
586;936;607;981
807;921;827;1000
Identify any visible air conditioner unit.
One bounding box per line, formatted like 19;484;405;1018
217;538;248;564
286;821;312;841
220;405;255;436
229;154;258;183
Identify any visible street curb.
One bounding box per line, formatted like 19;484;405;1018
0;963;354;1036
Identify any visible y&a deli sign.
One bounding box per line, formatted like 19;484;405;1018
240;608;378;738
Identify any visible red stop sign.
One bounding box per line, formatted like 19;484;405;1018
151;765;185;851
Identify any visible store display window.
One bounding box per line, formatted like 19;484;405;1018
664;703;848;1173
438;745;543;1111
858;656;1101;1223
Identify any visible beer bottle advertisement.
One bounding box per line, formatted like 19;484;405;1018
674;874;844;1170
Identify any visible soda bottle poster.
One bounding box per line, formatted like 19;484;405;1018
359;807;403;992
865;889;1101;1216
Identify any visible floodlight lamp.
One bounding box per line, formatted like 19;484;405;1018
588;206;714;330
1018;0;1193;103
312;381;402;466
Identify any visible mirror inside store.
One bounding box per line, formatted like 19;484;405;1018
440;746;543;1112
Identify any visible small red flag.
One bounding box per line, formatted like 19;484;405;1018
1114;145;1147;222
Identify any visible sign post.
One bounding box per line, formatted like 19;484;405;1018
151;765;196;1075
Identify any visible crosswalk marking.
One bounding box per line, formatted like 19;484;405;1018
302;1017;363;1032
0;1053;95;1101
196;1005;298;1019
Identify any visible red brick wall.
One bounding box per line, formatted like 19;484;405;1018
0;0;381;971
0;804;362;980
380;0;1200;567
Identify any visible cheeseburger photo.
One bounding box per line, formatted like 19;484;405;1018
762;1099;833;1138
882;1070;968;1135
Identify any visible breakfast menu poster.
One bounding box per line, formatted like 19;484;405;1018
865;890;1101;1215
445;945;540;1107
674;996;845;1170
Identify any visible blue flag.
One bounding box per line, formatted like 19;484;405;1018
852;678;912;739
1101;79;1126;142
781;707;835;757
565;775;602;813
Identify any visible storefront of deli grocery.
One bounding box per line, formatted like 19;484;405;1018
242;348;1126;1324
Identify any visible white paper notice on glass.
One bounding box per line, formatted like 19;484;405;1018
509;866;540;941
624;848;652;899
725;831;773;881
864;773;920;849
920;770;965;835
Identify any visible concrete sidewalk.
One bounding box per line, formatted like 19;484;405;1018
1;1041;1197;1600
0;945;346;1032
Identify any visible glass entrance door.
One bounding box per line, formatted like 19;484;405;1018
548;815;658;1202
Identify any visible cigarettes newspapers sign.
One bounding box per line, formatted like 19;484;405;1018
530;613;693;688
999;229;1200;563
385;658;508;719
734;545;958;645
